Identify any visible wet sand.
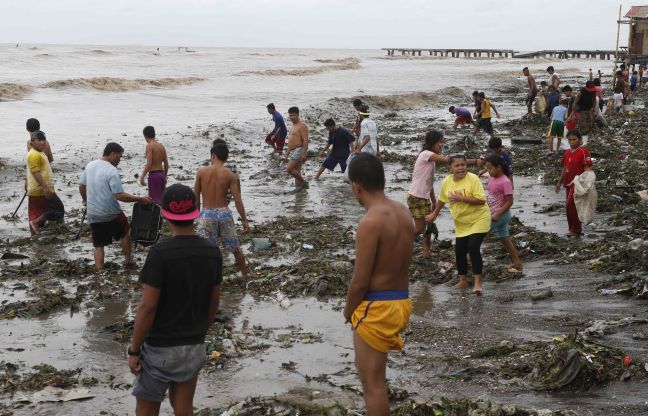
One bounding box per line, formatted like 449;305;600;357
2;78;648;415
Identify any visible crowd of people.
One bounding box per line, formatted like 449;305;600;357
17;62;607;414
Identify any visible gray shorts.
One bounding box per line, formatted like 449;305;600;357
288;147;304;162
132;343;206;402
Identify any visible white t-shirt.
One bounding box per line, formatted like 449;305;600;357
358;118;378;155
613;92;624;108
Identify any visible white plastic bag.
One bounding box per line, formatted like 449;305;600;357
573;170;597;225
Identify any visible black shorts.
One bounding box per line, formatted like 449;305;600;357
525;91;537;108
478;117;494;134
44;194;65;222
90;212;129;248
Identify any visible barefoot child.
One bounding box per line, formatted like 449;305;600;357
546;99;567;157
27;131;64;235
408;131;481;257
485;155;523;273
426;155;491;294
343;154;413;416
139;126;169;204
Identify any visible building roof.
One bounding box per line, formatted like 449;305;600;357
626;6;648;18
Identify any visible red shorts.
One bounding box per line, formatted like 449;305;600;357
265;133;286;152
566;113;578;132
28;195;48;222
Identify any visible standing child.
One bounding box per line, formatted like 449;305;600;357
485;155;523;273
472;91;482;135
631;71;638;95
139;126;169;204
555;131;592;238
613;87;624;113
547;99;568;157
474;92;500;140
426;155;491;294
545;85;560;118
535;81;548;115
478;137;513;187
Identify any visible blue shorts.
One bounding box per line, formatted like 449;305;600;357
490;210;511;238
322;156;347;172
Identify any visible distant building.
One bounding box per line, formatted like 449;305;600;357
625;6;648;55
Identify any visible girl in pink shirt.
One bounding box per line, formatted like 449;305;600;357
485;155;523;273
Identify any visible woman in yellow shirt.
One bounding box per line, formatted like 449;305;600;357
427;155;491;294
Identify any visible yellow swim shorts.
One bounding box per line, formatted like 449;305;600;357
352;290;412;353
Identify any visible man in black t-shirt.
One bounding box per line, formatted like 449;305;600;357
128;183;222;415
315;118;356;180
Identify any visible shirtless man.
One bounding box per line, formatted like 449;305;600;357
194;142;250;277
283;106;309;193
343;154;414;416
139;126;169;204
547;66;560;90
26;118;53;163
523;67;537;116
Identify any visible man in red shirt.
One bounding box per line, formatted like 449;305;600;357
555;131;592;237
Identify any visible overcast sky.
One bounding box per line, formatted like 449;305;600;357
1;0;630;50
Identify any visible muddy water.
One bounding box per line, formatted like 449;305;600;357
1;100;645;415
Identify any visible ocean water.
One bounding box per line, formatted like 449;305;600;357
0;43;598;161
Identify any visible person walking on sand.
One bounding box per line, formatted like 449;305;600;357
129;184;222;416
449;106;473;129
343;154;414;416
426;155;491;294
265;103;288;154
25;118;53;163
139;126;169;204
283;106;309;193
473;92;500;140
523;67;537;116
408;131;482;258
79;142;153;271
568;81;597;142
352;98;364;138
546;99;568;157
26;131;64;235
484;155;523;273
355;105;378;156
194;142;251;277
555;131;592;238
315;118;355;180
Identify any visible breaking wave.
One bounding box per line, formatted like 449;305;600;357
42;77;206;92
0;83;33;100
352;87;468;110
239;57;361;77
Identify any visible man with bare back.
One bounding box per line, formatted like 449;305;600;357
283;106;309;193
194;142;251;277
343;154;414;416
139;126;169;204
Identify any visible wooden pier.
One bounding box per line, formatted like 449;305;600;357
513;49;617;60
382;48;621;60
382;48;515;58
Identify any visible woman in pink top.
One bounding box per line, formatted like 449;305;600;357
593;78;604;113
407;131;481;257
485;155;523;272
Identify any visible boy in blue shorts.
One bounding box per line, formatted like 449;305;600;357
315;118;356;180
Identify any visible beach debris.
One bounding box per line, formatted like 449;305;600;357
251;237;270;252
391;396;577;416
530;289;554;302
580;317;648;338
14;386;94;403
1;252;29;259
0;363;83;394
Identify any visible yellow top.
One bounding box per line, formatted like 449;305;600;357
27;149;54;197
482;99;492;118
439;172;491;237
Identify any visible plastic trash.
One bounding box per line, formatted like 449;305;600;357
302;243;314;250
252;237;270;252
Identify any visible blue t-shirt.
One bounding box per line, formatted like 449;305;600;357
631;74;638;87
80;159;124;224
272;112;287;138
454;107;472;119
551;105;567;122
328;127;356;160
547;92;560;110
